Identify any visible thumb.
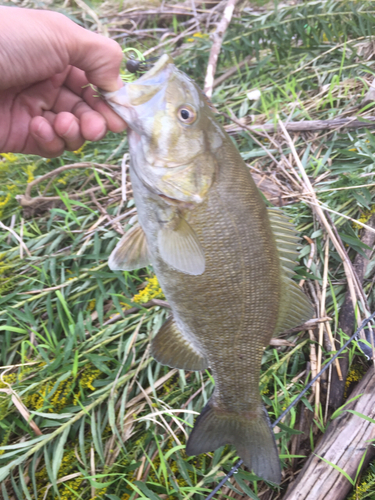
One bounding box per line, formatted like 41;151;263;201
65;22;124;92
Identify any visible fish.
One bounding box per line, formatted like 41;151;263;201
103;54;313;483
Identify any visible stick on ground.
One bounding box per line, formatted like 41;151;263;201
283;366;375;500
204;0;239;98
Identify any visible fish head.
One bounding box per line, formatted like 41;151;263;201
104;54;224;204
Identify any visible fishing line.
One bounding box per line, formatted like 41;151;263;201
204;311;375;500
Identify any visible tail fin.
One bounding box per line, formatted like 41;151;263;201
185;401;281;483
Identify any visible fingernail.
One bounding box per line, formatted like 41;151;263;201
35;121;55;142
91;126;107;142
61;121;75;139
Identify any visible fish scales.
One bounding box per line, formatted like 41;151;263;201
154;144;281;411
104;54;313;483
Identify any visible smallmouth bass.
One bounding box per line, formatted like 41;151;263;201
104;54;313;483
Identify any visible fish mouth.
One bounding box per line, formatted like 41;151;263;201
103;54;174;119
136;54;174;83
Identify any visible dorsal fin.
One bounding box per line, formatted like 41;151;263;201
267;208;314;335
268;208;300;263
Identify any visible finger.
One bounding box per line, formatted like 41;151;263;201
63;67;126;133
49;85;106;142
82;85;127;133
51;84;83;114
64;21;124;92
53;111;85;151
69;101;107;141
28;116;65;157
79;109;107;142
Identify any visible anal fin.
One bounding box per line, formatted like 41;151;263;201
151;316;208;371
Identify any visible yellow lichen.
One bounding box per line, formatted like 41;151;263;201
58;477;84;500
73;144;85;155
0;193;10;208
344;364;365;398
24;364;102;412
132;275;164;304
78;365;102;392
87;299;96;311
0;373;17;418
349;463;375;499
24;164;37;184
0;426;12;456
353;205;375;229
0;373;17;388
187;32;209;41
34;447;84;499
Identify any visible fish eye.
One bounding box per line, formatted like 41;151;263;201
177;105;197;125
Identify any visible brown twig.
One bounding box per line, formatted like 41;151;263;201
224;115;375;134
16;163;112;208
280;316;332;336
143;25;197;57
203;0;240;98
103;299;171;326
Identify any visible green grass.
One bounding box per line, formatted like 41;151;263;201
1;0;375;498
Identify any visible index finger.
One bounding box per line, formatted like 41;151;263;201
63;66;126;133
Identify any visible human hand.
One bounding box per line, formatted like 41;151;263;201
0;7;126;157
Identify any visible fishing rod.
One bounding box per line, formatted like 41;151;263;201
204;310;375;500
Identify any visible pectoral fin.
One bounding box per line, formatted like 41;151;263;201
108;223;150;271
158;217;205;275
151;316;208;371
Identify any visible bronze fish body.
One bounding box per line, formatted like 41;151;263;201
104;55;313;483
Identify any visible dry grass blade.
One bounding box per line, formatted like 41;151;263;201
0;220;31;257
0;389;42;436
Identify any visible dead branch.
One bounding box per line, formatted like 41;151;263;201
279;317;332;336
282;366;375;500
224;116;375;134
204;0;240;98
103;299;171;326
16;163;113;208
